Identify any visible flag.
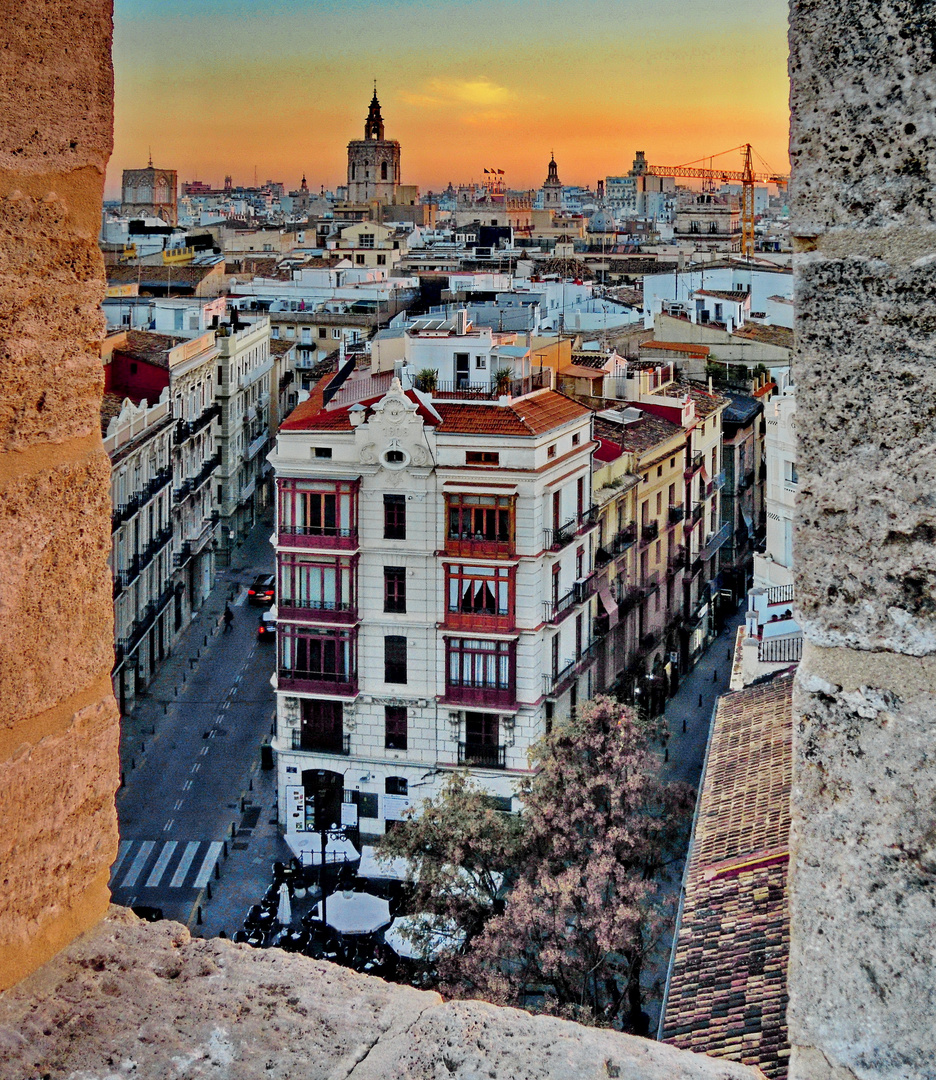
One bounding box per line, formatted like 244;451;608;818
483;168;490;174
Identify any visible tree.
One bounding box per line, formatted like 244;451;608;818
445;697;694;1032
378;772;524;954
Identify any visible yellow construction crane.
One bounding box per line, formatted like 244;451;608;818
639;144;789;257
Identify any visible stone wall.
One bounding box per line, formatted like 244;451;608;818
788;2;936;1078
0;0;119;989
0;908;765;1080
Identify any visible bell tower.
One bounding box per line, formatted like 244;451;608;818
347;85;401;203
542;152;563;212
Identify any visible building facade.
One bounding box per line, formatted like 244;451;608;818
104;389;176;713
121;163;179;226
269;380;597;836
753;372;796;591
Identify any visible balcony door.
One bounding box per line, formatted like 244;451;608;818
300;699;344;754
455;352;470;388
463;712;501;767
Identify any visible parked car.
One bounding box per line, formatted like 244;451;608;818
257;606;277;642
248;573;275;606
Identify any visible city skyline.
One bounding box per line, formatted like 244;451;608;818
108;0;790;199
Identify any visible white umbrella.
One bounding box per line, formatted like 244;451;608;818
384;913;465;961
315;891;391;935
277;882;292;926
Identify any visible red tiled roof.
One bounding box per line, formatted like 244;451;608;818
662;673;793;1079
281;388;590;438
640;340;710;358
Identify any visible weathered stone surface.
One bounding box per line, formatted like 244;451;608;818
0;0;113;174
789;674;936;1080
793;254;936;652
0;186;107;451
0;451;114;733
789;1;936;235
0;909;763;1080
0;699;118;989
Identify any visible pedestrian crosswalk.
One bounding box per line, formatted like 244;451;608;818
110;838;225;893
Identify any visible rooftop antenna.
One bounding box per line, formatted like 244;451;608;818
148;147;153;168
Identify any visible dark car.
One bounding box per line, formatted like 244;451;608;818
248;573;275;606
131;905;164;923
257;608;277;642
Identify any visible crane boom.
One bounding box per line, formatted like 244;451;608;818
642;144;789;257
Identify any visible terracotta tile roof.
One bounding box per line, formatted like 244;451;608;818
568;351;611;370
269;338;297;357
101;392;125;436
560;363;606;379
640;340;710;358
594;411;683;454
674;381;730;419
695;289;749;302
281;388;589;439
662;672;793;1080
731;323;794;350
501;389;593;435
114;330;187;368
106;265;219;287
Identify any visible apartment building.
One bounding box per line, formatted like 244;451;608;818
619;363;730;662
593;406;688;710
104;328;222;620
103;389;175;713
268;379;597;837
214;314;274;551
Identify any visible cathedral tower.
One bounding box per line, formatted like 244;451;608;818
347;87;401;203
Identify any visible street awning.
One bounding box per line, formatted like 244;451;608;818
598;583;619;628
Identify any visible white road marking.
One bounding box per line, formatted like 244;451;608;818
162;818;174;832
120;841;155;888
145;841;178;887
192;841;225;888
109;839;134;885
170;841;201;887
191;762;201;773
183;780;193;791
199;745;209;756
233;586;249;607
174;799;184;810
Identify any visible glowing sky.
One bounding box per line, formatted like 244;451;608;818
108;0;790;199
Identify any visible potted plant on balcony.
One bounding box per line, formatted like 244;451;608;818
492;367;513;396
416;368;438;393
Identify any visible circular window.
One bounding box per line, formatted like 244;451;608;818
380;447;410;470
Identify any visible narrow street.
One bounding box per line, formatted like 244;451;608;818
110;518;290;929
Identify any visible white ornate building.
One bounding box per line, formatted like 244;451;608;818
269;379;599;836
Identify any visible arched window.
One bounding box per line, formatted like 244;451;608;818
381;161;388;181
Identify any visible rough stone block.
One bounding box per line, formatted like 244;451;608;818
0;0;113;174
793;254;936;653
0;187;107;451
789;1;936;234
0;698;118;989
0;909;763;1080
0;452;114;732
789;673;936;1080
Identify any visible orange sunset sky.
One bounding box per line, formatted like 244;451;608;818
107;0;791;199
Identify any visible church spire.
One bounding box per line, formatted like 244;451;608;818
364;84;384;141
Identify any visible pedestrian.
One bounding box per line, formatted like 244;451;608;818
223;604;234;633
